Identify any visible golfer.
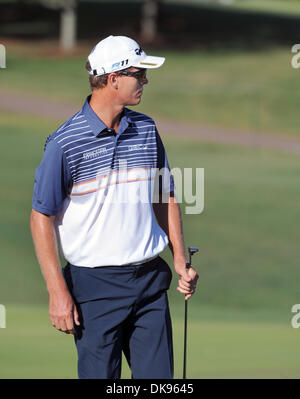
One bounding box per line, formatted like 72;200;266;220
30;35;198;379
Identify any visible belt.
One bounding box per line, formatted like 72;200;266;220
130;255;159;266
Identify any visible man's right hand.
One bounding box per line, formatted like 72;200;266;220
30;210;81;335
49;290;80;335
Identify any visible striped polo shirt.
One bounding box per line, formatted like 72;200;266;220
32;96;175;267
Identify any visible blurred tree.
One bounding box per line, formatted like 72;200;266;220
0;0;162;48
38;0;77;50
0;0;77;50
141;0;158;43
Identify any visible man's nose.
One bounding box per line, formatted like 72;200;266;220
141;77;148;85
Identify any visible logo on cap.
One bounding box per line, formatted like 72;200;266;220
112;62;120;70
135;47;143;56
112;59;129;71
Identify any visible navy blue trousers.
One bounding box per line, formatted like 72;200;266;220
63;256;174;379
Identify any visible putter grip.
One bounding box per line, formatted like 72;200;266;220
186;262;191;269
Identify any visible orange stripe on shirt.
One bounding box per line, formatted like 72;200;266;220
71;176;154;196
72;166;154;188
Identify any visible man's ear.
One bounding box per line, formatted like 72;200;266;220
107;73;119;90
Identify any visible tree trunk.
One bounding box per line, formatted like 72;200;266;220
141;0;159;44
60;1;77;50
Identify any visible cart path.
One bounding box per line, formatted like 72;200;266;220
1;89;300;154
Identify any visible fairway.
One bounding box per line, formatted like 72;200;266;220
0;304;299;379
1;109;300;377
1;111;300;311
1;44;300;137
168;0;300;16
229;0;300;16
1;41;300;379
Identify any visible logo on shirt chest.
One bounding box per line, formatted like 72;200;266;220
83;147;107;160
128;144;147;151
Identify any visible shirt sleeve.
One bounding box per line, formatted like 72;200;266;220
155;128;175;194
32;139;72;216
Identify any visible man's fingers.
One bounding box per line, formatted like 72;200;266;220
177;268;198;298
48;293;80;335
187;267;199;281
50;313;76;334
65;313;75;333
180;266;198;283
58;318;68;333
73;305;80;326
175;264;198;299
181;269;192;282
178;279;191;290
178;272;198;290
177;286;195;295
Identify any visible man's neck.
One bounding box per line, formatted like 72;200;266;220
89;90;123;133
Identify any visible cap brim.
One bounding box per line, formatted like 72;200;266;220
132;55;165;69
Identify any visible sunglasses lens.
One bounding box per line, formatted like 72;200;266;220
119;70;146;80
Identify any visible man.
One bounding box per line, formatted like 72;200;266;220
30;35;198;379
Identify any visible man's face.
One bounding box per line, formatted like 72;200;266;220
115;67;148;106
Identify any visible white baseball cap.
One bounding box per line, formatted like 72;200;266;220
87;35;165;76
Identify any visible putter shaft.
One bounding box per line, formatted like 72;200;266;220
183;246;199;379
183;299;188;379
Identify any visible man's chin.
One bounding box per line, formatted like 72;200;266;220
126;97;142;106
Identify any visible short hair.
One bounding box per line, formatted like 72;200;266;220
85;60;109;90
85;60;131;90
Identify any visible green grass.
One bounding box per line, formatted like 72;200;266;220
0;304;299;378
1;44;300;137
166;0;300;17
162;135;300;311
0;112;60;303
229;0;300;17
1;46;300;378
1;111;300;314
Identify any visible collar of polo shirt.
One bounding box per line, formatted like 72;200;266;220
82;95;133;137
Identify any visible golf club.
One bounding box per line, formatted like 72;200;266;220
183;246;199;379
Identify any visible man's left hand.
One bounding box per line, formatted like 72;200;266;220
174;260;199;300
